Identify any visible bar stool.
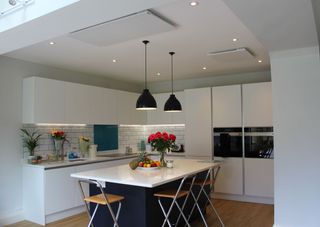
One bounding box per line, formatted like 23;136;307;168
154;175;196;227
78;179;124;227
187;166;224;227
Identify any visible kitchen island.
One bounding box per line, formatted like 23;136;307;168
71;159;221;227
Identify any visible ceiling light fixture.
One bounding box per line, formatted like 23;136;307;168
258;60;262;63
112;59;117;63
232;38;238;42
190;1;198;6
164;52;182;112
202;67;207;70
156;72;161;76
49;41;55;45
136;40;157;110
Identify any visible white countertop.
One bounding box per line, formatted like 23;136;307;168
22;154;139;170
71;159;221;188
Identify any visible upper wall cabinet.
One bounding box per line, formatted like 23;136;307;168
23;77;119;124
64;83;117;124
243;82;273;127
23;77;66;124
212;85;242;127
146;91;185;125
116;91;147;125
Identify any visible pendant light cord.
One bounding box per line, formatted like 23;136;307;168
169;52;175;95
143;40;149;89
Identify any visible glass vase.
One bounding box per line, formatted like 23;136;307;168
79;141;89;158
158;149;167;167
53;139;64;161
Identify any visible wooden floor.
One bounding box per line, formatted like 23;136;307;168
6;199;274;227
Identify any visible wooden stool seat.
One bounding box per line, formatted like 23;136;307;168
154;189;189;199
84;193;124;205
193;179;215;186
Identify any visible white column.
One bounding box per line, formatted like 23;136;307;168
270;47;320;227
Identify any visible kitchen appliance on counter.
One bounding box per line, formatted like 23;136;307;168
244;127;274;159
213;128;242;157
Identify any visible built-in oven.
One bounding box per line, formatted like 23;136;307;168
213;128;243;157
244;127;274;159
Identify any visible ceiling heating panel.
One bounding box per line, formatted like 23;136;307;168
207;48;255;62
69;10;176;47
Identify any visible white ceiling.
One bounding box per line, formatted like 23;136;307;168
4;0;270;83
222;0;319;52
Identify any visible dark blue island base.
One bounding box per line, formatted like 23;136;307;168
89;173;209;227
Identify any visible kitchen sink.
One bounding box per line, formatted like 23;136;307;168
68;158;87;162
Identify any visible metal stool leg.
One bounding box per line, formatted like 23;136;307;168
155;175;194;227
186;167;224;227
78;179;123;227
158;198;173;227
78;181;95;227
88;203;99;227
175;175;196;226
186;168;212;224
189;190;208;227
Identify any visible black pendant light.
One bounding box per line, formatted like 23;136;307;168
136;40;157;110
164;52;182;112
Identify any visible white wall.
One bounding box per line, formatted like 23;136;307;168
271;47;320;227
0;56;141;225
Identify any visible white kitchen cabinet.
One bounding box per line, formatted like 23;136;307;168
212;85;242;127
244;158;274;198
170;91;185;124
65;83;117;124
147;93;171;124
184;88;212;157
23;77;66;123
146;91;185;125
45;167;77;215
214;157;243;195
243;82;273;127
116;91;147;125
23;158;133;225
23;77;121;124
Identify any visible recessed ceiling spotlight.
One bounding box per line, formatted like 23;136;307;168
232;38;238;42
190;1;198;6
156;72;161;76
258;60;262;63
49;41;55;45
112;59;117;63
202;67;207;70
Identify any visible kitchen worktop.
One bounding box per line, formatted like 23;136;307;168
22;151;186;170
22;153;139;170
71;159;220;188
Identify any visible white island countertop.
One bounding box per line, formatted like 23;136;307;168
71;159;221;188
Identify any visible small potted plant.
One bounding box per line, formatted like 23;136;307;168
20;128;42;163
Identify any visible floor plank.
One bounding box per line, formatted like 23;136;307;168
6;199;274;227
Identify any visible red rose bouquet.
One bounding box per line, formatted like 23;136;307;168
51;129;65;140
148;131;176;167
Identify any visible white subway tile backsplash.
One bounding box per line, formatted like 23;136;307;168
23;124;185;155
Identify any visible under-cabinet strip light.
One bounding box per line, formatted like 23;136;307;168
35;123;87;127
